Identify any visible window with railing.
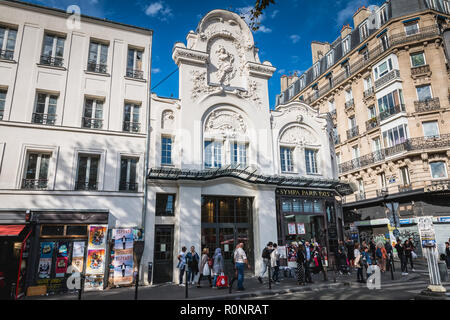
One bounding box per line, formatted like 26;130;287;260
40;34;65;67
33;93;57;125
416;84;433;102
204;141;222;169
82;98;103;129
119;157;138;191
87;41;108;73
126;47;143;79
411;51;426;68
123;103;140;133
404;22;419;36
232;142;248;168
382;124;408;148
374;57;393;80
377;89;405;121
280;147;294;173
422;120;440;138
305;149;318;174
0;89;6;120
75;154;100;190
22;152;50;190
0;26;17;60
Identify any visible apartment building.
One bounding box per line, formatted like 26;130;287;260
276;0;450;256
0;0;152;297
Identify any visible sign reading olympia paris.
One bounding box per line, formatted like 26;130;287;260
112;229;134;285
84;225;107;291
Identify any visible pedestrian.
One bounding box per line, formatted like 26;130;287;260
228;244;240;292
258;242;273;284
362;246;373;281
345;237;355;268
321;246;328;281
177;246;187;286
336;246;348;275
384;241;393;271
443;241;450;268
375;242;387;272
369;240;376;261
211;248;224;288
304;241;313;283
296;244;306;285
197;248;212;288
234;242;250;291
186;246;200;285
395;238;408;275
270;243;280;284
404;240;415;271
354;243;365;283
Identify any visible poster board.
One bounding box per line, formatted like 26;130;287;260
84;225;108;291
111;228;134;286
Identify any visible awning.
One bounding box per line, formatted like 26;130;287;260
402;17;420;24
376;28;388;38
0;225;25;236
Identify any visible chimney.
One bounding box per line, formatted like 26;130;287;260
311;41;330;65
280;75;288;92
353;6;370;28
341;24;352;39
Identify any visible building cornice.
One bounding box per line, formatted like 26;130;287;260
172;46;209;66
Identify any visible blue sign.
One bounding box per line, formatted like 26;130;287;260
422;240;436;247
438;217;450;223
399;219;413;225
393;229;400;237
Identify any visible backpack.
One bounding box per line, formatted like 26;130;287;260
376;248;382;258
262;248;270;259
208;258;214;267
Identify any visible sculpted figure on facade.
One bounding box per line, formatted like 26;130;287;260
215;46;235;86
204;109;247;138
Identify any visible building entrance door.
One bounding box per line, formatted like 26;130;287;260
153;225;174;284
201;197;254;276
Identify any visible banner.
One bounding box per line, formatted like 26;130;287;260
55;257;68;277
85;225;108;291
288;223;296;235
113;229;134;251
297;223;306;235
112;228;134;286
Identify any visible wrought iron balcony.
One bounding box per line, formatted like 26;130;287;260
40;55;64;67
87;61;108;74
333;134;341;145
398;184;412;193
363;87;375;99
365;117;380;131
75;181;98;191
414;97;440;113
123;121;141;133
21;179;48;190
32;113;56;125
411;64;431;77
346;126;359;140
82;117;103;129
0;49;14;61
338;134;450;174
126;68;144;79
379;104;405;122
345;99;355;109
119;182;138;192
375;69;401;90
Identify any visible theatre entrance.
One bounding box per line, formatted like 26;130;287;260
201;196;254;276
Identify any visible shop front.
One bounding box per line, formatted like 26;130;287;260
275;188;341;256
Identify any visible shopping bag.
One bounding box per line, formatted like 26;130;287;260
216;273;228;288
411;251;417;259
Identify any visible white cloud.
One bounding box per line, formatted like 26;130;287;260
152;68;161;74
289;34;301;44
277;68;286;75
271;10;279;19
145;1;173;21
256;25;272;33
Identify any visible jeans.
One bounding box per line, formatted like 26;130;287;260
198;273;211;286
187;268;196;283
405;255;414;269
357;267;364;282
272;266;280;282
179;266;186;284
399;255;408;273
259;258;269;278
304;261;312;283
236;262;245;289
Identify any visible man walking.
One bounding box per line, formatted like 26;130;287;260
258;242;273;284
304;241;313;283
234;243;250;291
271;243;281;284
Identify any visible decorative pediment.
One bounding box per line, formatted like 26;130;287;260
204;109;247;138
280;125;319;146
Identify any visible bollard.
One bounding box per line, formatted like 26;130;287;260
390;257;394;280
438;261;448;282
185;268;188;298
268;262;272;290
78;273;84;300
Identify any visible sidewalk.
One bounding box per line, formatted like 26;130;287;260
24;259;426;300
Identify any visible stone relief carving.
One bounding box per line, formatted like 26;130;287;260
162;110;175;129
280;126;318;146
215;46;236;86
234;80;261;105
204;110;247;138
191;70;222;101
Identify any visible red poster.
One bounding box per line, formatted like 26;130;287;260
55;257;68;277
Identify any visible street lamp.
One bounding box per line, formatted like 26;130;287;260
133;241;145;300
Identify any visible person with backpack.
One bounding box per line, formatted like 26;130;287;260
186;246;200;285
404;239;415;272
211;248;224;288
345;238;355;269
197;248;212;288
270;243;280;284
375;242;387;272
354;243;365;283
395;238;408;276
258;242;273;284
177;246;187;286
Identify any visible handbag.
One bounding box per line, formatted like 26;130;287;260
203;263;210;276
411;251;417;259
216;273;228;288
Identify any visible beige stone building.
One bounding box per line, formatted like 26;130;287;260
277;0;450;255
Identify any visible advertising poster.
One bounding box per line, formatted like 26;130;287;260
40;242;54;259
288;223;297;235
55;257;68;277
86;249;105;275
84;275;104;291
38;258;52;279
88;225;107;248
278;246;287;259
287;245;297;262
113;229;134;251
57;242;69;258
113;253;133;285
297;223;306;235
133;228;143;241
70;242;85;273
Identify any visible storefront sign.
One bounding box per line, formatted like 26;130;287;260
399;218;414;225
277;188;335;198
438;217;450;223
424;183;450;193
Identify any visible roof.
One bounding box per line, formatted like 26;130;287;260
1;0;153;34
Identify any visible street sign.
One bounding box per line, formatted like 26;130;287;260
393;229;400;238
417;216;436;248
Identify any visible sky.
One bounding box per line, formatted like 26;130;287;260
26;0;386;107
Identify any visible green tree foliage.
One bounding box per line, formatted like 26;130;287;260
245;0;276;31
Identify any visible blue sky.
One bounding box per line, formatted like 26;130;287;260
27;0;385;107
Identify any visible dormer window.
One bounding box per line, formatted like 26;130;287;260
299;76;305;88
342;36;350;55
313;63;320;78
326;51;333;68
379;5;388;25
359;22;369;40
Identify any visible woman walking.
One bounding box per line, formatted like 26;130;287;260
375;242;387;272
211;248;224;288
197;248;212;288
354;243;365;283
270;243;281;284
296;244;306;285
